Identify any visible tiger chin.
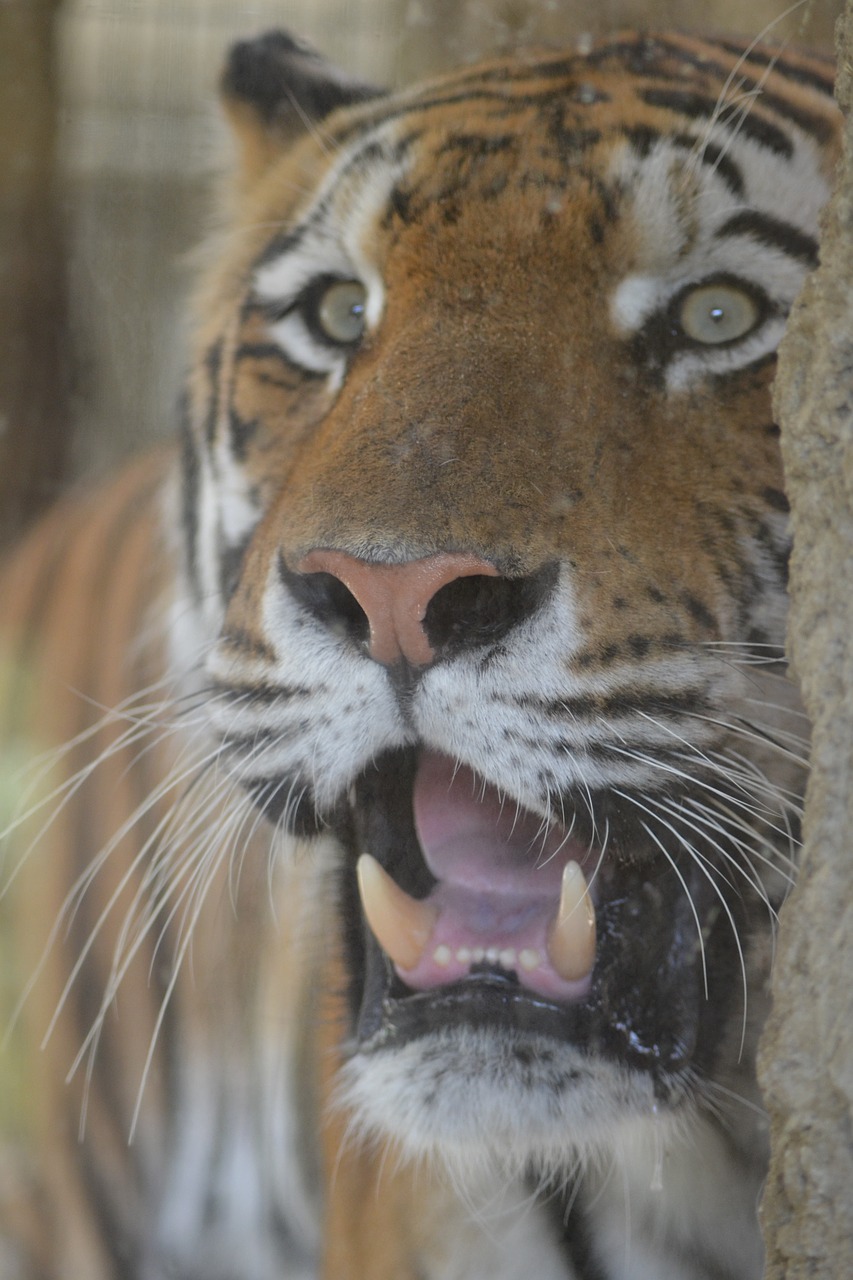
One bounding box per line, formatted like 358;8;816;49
0;26;841;1280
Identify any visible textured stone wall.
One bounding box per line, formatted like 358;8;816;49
759;4;853;1273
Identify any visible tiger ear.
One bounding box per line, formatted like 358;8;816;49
221;30;386;185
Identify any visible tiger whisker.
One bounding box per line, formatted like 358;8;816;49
72;767;258;1125
623;796;749;1056
688;0;810;179
640;792;780;920
680;709;810;766
43;728;226;1054
613;797;711;997
603;743;786;825
684;795;798;882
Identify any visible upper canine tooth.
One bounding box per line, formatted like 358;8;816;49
547;861;596;982
356;853;438;972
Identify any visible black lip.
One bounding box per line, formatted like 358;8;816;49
340;746;756;1089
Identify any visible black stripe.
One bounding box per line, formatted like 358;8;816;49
682;136;745;197
680;591;719;633
228;406;259;460
646;36;837;144
620;125;746;198
711;349;778;388
243;776;322;835
547;114;603;159
76;1142;141;1280
651;49;836;147
747;512;791;588
178;393;200;598
738;86;834;147
330;84;606;149
253;227;306;269
327;39;834;162
516;687;709;722
717;209;819;266
639;87;794;157
221;728;283;751
203;339;223;444
219;625;277;663
717;41;836;96
622;123;659;157
762;486;790;513
252;135;416;267
218;531;252;601
543;1182;611;1280
437;131;517;156
212;678;310;707
584;34;705;77
236;341;327;381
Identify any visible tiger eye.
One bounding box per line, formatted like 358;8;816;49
679;283;759;345
317;280;368;344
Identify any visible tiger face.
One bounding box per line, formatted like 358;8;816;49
174;30;838;1277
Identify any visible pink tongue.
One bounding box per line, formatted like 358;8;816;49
403;751;590;1000
413;751;571;894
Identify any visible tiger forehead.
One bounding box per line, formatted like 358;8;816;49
319;31;835;189
332;70;681;213
255;81;685;281
251;39;836;270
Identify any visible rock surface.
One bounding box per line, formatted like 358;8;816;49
759;5;853;1274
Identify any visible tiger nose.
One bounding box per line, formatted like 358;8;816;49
293;549;500;667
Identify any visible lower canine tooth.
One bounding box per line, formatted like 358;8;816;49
547;861;596;982
356;854;438;972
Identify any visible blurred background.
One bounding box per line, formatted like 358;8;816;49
0;0;843;540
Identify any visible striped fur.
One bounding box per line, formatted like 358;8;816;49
0;30;842;1280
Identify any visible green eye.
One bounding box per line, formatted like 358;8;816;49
317;279;368;344
678;283;760;345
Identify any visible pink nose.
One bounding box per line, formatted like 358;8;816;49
295;549;500;666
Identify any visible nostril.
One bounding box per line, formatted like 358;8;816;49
280;548;557;668
424;563;559;658
278;554;370;649
423;575;510;655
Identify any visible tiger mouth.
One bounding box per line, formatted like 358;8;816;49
342;746;747;1086
357;750;598;1000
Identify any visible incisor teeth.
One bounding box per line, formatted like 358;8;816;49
356;854;438;972
547;861;596;982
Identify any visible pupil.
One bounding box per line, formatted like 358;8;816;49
710;305;725;323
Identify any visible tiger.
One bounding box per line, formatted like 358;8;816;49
0;25;842;1280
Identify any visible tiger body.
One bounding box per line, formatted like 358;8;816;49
0;30;841;1280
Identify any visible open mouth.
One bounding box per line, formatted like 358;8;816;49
340;746;751;1090
358;750;597;1000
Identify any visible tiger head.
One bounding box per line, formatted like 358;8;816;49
180;27;837;1230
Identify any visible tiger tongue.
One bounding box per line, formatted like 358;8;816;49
412;751;572;894
356;752;596;1001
